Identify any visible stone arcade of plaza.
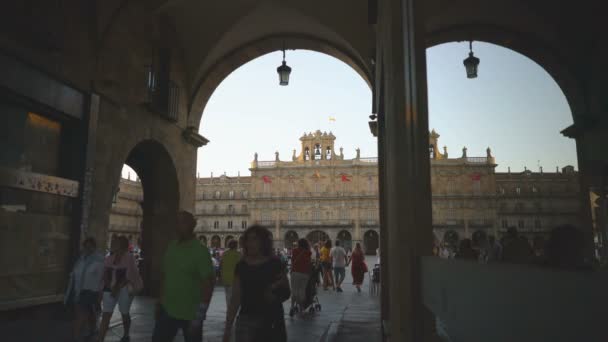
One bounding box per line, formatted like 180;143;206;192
108;130;581;255
1;1;608;341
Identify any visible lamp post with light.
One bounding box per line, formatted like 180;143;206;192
277;47;292;86
463;40;480;79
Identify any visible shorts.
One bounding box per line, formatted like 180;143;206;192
102;287;133;314
321;262;332;271
76;290;100;313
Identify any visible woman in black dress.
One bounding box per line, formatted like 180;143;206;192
223;225;291;342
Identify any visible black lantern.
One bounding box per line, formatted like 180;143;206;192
463;40;480;79
277;48;291;86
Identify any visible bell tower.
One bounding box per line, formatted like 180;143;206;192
297;130;336;161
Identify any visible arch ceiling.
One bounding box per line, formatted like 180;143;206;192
152;0;602;125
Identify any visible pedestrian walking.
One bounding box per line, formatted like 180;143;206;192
223;225;291;342
349;243;367;293
330;240;348;292
151;211;215;342
220;239;241;307
290;239;312;310
65;237;104;342
320;240;334;290
98;236;142;342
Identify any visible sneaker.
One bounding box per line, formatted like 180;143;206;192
337;287;343;292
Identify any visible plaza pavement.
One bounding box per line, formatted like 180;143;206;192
1;257;381;342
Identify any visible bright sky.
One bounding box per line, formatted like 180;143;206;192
123;42;578;179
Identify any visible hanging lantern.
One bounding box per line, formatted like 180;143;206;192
277;48;292;86
463;40;480;79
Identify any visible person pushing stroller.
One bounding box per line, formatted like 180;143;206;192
289;239;312;315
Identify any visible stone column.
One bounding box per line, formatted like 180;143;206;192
378;0;435;340
354;203;361;244
275;205;281;249
575;136;598;261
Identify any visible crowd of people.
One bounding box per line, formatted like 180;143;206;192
432;224;590;342
65;211;373;342
432;225;589;269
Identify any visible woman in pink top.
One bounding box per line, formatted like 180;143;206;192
98;236;142;342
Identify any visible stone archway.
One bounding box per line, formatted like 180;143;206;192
199;235;207;246
211;235;221;249
306;230;330;247
443;230;460;247
363;230;379;255
225;235;234;248
337;230;353;251
124;140;180;296
284;231;299;249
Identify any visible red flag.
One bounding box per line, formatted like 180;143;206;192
471;173;481;181
262;176;272;183
341;174;352;182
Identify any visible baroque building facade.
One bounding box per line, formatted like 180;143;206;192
109;130;581;253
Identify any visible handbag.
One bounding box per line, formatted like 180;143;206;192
363;262;369;273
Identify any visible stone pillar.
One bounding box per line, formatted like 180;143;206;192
377;96;390;331
275;206;281;249
354;203;361;243
575;136;598;261
598;175;608;259
378;0;435;340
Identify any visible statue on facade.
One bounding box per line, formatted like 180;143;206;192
356;147;360;159
486;147;492;158
275;151;280;161
462;146;467;158
292;149;297;161
339;147;344;160
443;146;448;158
254;152;258;162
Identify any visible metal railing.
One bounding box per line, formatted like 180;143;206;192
465;157;488;164
165;81;179;122
281;219;354;227
257;161;277;168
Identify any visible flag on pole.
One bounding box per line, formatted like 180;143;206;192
262;176;272;183
471;173;481;181
340;174;352;182
329;116;336;122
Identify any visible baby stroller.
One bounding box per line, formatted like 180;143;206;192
369;264;380;295
289;262;322;316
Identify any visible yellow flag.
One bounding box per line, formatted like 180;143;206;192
329;116;336;122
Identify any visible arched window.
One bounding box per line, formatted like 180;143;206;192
213;221;219;229
326;146;332;160
229;190;235;199
314;144;322;160
304;147;310;161
215;190;221;199
429;144;435;159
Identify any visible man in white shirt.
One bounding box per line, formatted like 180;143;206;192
330;240;348;292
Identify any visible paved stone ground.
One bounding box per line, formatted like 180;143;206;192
1;258;381;342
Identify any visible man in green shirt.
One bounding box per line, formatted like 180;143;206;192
152;211;214;342
220;239;241;307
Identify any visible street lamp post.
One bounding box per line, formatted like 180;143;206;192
463;40;480;79
277;48;292;86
